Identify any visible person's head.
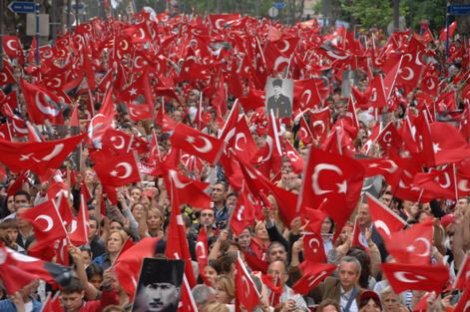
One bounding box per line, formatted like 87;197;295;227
317;299;341;312
106;230;128;255
0;219;19;245
359;291;382;312
88;216;98;239
347;247;371;289
129;186;143;202
79;245;92;266
214;275;235;304
102;305;125;312
138;282;180;311
109;219;123;233
267;260;288;287
337;256;361;291
131;203;145;220
203;302;229;312
199;208;215;228
211;182;227;205
203;263;219;287
357;202;371;227
14;190;31;212
254;221;269;241
237;228;252;249
6;195;14;213
379;287;401;312
321;217;335;235
192;284;216;310
379;191;393;207
147;208;163;232
268;241;287;263
225;193;237;211
61;277;85;312
272;79;283;96
86;264;104;290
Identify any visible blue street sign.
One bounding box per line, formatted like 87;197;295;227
8;1;38;13
448;4;470;16
273;1;286;10
72;3;85;10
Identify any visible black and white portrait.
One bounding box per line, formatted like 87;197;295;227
265;77;293;118
132;258;184;312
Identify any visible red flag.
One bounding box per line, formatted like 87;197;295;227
302;232;326;263
376;122;402;154
178;276;199;312
453;253;470;290
292;261;336;295
93;151;141;187
454;288;470;312
0;133;84;175
284;140;304;174
235;255;260;311
195;227;209;285
165;199;197;288
310;107;331;143
20;80;64;125
366;194;406;240
164;167;211;209
170;123;224;164
297;147;364;214
69;194;89;246
382;263;449;293
385;220;433;265
41;292;63;312
413;165;458;200
430;122;470;165
230;186;256;236
18;200;68;245
0;256;37;294
114;237;160;300
87;87;114;148
439;21;457;41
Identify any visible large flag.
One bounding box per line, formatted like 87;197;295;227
382;263;449;293
87;87;115;148
0;133;85;176
20;80;65;125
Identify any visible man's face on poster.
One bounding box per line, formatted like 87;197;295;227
273;85;282;97
138;282;180;312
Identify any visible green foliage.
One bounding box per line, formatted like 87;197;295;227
340;0;408;29
178;0;273;16
402;0;446;30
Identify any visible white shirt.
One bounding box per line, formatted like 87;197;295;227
339;286;358;312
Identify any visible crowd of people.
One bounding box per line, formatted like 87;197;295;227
0;6;468;312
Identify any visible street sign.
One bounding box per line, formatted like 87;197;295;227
268;7;279;18
72;3;85;10
8;1;37;14
448;4;470;16
273;1;286;10
26;13;49;37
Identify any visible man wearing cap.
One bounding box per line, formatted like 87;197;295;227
267;78;292;118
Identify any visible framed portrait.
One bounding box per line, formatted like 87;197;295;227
132;258;185;312
265;77;294;118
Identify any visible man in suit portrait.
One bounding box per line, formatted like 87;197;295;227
267;78;292;118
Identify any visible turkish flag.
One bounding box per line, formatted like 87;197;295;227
225;117;258;165
293;79;322;110
165;201;197;288
195;227;209;284
292;261;335;295
368;75;387;110
114;237;160;300
41;292;63;312
439;21;457;41
0;133;84;176
309;107;331;143
298;147;364;214
0;256;37;294
171;123;224;164
20;80;65;125
87;87;114;148
382;263;449;293
385;219;433;265
178;276;199;312
376;122;402;154
358;158;400;182
0;62;16;86
164;167;211;210
366;194;406;240
284;140;304;174
303;232;326;263
2;36;24;63
235;255;260;311
454;288;470;312
18;200;68;245
413;165;457;200
69;194;89;246
93;151;140;187
101;128;134;154
230;186;256;236
430;122;470;165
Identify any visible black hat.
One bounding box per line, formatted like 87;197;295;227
272;79;283;87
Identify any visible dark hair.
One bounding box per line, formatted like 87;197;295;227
61;277;84;294
0;219;19;230
14;190;31;202
85;263;104;281
317;299;341;312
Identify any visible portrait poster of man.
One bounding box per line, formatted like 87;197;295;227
265;77;293;118
132;258;184;312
